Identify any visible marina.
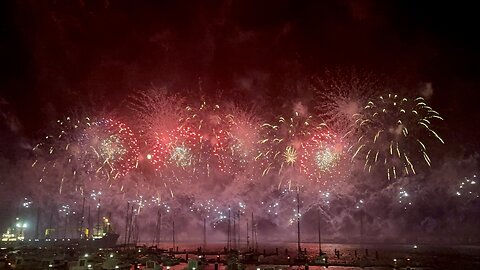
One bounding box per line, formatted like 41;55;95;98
2;241;479;269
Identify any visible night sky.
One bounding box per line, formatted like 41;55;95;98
0;0;479;243
1;0;479;139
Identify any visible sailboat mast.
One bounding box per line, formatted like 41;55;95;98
97;199;101;238
253;212;258;252
87;206;91;239
64;213;68;238
80;196;85;239
172;219;176;252
203;217;207;251
360;208;364;247
318;208;322;254
123;201;130;248
251;212;255;252
154;209;159;246
227;207;231;250
35;207;40;239
134;216;139;246
158;210;162;246
107;212;112;233
237;210;241;249
246;218;249;250
233;211;236;250
159;212;162;246
124;202;129;247
48;209;53;239
297;189;301;255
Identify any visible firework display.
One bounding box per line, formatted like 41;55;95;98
300;130;346;182
32;116;96;194
128;88;186;138
349;94;444;180
259;109;326;176
150;125;201;171
90;118;139;178
32;116;139;194
31;90;446;200
224;106;262;174
314;68;383;133
181;101;235;175
23;83;450;238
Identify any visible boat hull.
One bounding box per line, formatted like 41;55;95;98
0;233;119;249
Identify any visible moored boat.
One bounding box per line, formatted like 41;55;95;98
101;253;131;270
145;260;163;270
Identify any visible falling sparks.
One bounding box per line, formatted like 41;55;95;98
260;108;327;177
300;130;346;183
313;68;383;133
170;144;193;167
283;146;297;166
32;116;139;194
151;126;201;171
350;94;444;179
455;174;479;201
398;187;412;210
92;119;139;178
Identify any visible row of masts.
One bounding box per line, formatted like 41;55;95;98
137;204;260;252
23;189;360;255
78;197;112;239
17;197;110;240
135;190;326;258
124;201;141;246
118;189;364;255
225;209;259;252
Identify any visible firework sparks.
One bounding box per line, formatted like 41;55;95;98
128;88;186;138
170;100;261;176
22;197;33;208
313;68;383;133
350;94;444;180
182;101;233;175
90;118;140;179
260;108;326;177
170;144;193;167
283;146;298;166
300;130;346;183
455;174;479;201
188;199;247;228
150;125;201;171
224;105;262;174
32;116;139;195
397;187;413;210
